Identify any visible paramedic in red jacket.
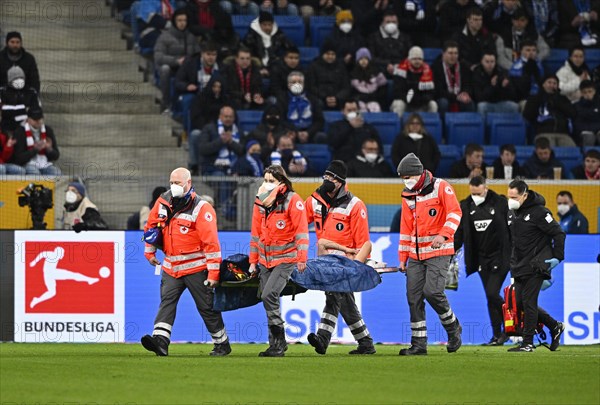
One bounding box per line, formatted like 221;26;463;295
397;153;463;356
250;165;309;357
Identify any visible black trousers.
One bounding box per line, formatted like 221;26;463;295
478;265;509;338
514;273;558;345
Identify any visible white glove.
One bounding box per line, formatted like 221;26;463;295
416;10;425;20
406;89;414;103
405;1;415;11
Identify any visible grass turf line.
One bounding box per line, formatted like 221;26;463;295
1;343;599;405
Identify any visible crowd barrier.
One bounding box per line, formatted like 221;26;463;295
1;231;598;346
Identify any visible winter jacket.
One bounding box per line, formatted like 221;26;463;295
197;121;244;173
243;19;294;68
574;94;600;137
432;58;474;102
11;124;59;166
0;86;41;133
449;158;488;179
439;0;478;40
276;91;324;140
391;133;440;174
522;150;566;179
324;28;366;67
268;59;304;102
558;204;589;234
346;154;395;178
189;77;230;131
472;64;518;103
153;26;200;68
556;60;590;102
367;26;412;70
492;157;523;179
220;62;263;110
306;57;351;108
484;0;523;36
495;27;549;71
174;55;220;94
522;90;576;135
508;57;544;100
349;65;388;107
392;60;436;109
327;119;381;162
453;25;496;69
0;47;40;92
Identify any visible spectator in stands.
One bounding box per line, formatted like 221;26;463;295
347;138;394;178
306;41;351;111
473;51;519;115
269;47;302;102
175;41;220;100
279;71;326;143
325;10;366;70
391;113;440;173
208;12;241;64
197;105;244;175
390;46;437;118
508;39;544;108
491;143;523;179
186;0;230;40
259;0;299;15
243;11;294;76
269;134;310;176
220;0;260;15
136;0;174;49
221;47;265;110
593;63;600;90
62;182;108;232
394;0;439;48
556;191;589;234
432;40;475;114
483;0;522;37
0;66;41;135
154;9;201;113
556;46;592;103
0;127;26;175
328;99;382;162
127;186;168;230
231;139;265;177
496;8;550;71
574;80;600;146
523;74;577;147
522;0;559;47
246;104;294;162
453;6;496;71
0;32;40;92
571;148;600;179
350;48;388;113
522;136;567;179
439;0;480;41
367;9;412;75
295;0;340;18
557;0;599;49
450;143;487;179
350;0;391;37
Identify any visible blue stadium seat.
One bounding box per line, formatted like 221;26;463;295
423;48;442;65
383;144;394;169
515;145;535;165
299;46;319;68
296;144;331;174
486;113;527;146
554;147;583;175
445;113;485;146
236;110;263;134
543;48;568;74
309;16;335;47
585;49;600;69
130;1;153;56
232;14;255;39
483;145;500;166
401;112;443;144
437;145;461;178
583;146;600;155
274;16;305;47
323;111;343;132
363;112;401;145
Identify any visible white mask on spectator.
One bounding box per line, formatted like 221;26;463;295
339;23;352;33
364;153;378;163
383;23;398;35
12;78;25;89
346;111;358;121
471;195;485;206
290;83;303;95
408;132;423;141
557;204;570;216
170;184;185;198
65;191;78;204
403;179;418;190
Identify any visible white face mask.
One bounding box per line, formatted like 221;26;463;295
383;22;398;35
557;204;570;216
408;132;423;141
65;190;78;204
263;182;276;191
508;199;521;210
404;178;418;190
364;152;378;163
290;83;303;95
346;111;358;121
339;23;352;33
170;184;185;198
471;195;485;206
12;78;25;89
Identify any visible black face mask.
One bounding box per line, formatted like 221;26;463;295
321;180;336;193
223;125;233;132
266;116;280;126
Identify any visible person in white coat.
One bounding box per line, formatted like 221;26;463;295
556;46;591;103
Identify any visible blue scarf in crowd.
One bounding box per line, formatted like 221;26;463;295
287;93;313;130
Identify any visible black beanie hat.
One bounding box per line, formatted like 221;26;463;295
259;11;274;24
6;32;22;43
325;160;347;182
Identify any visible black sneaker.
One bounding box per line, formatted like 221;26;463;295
399;346;427;356
482;333;509;346
141;334;168;356
349;345;376;355
550;322;565;351
307;333;327;355
508;343;535;352
447;323;462;353
209;341;232;357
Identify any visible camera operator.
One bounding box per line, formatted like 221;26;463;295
63;182;108;232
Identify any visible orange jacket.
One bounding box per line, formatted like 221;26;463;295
250;187;309;268
399;172;462;263
305;188;370;250
144;191;222;281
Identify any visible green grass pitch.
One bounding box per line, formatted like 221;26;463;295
1;343;599;404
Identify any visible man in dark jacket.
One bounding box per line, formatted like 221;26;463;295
367;9;411;75
439;0;479;40
453;7;496;71
432;40;475;114
483;0;522;37
571;149;600;180
220;47;265;110
574;80;600;146
175;42;220;97
450;143;487;179
197;105;244;175
454;176;510;345
306;41;351;111
522;136;566;179
0;32;40;92
269;47;302;102
491;143;522;179
393;0;439;47
243;11;294;75
0;66;41;134
556;191;589;234
473;51;519;115
325;9;366;70
506;179;565;352
346;138;394;178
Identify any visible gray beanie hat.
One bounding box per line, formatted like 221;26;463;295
397;153;424;176
7;66;25;83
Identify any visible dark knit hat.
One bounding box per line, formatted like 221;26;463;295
259;11;274;24
245;139;259;152
6;32;22;43
27;106;44;120
68;182;86;197
325;160;347;182
397;153;424;176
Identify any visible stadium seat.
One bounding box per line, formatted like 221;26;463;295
130;2;153;56
296;144;331;174
232;15;255;39
363;112;401;145
483;145;500;166
585;49;600;69
401;112;443;144
309;16;335;47
299;46;319;68
445;113;485;146
236;110;263;134
543;48;568;74
383;144;394;169
437;145;461;178
274;16;305;47
554;147;583;175
515;145;535;165
486;113;527;146
423;48;442;65
323;111;343;132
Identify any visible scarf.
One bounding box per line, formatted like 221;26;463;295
25;122;46;155
256;183;287;209
585;166;600;180
161;0;173;19
567;58;589;76
247;154;264;177
197;1;215;29
443;62;461;95
236;64;252;96
394;59;434;91
531;0;549;34
287;93;313;129
213;119;240;169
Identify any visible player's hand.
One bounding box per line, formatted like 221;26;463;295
297;262;307;273
431;235;446;249
148;256;161;266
